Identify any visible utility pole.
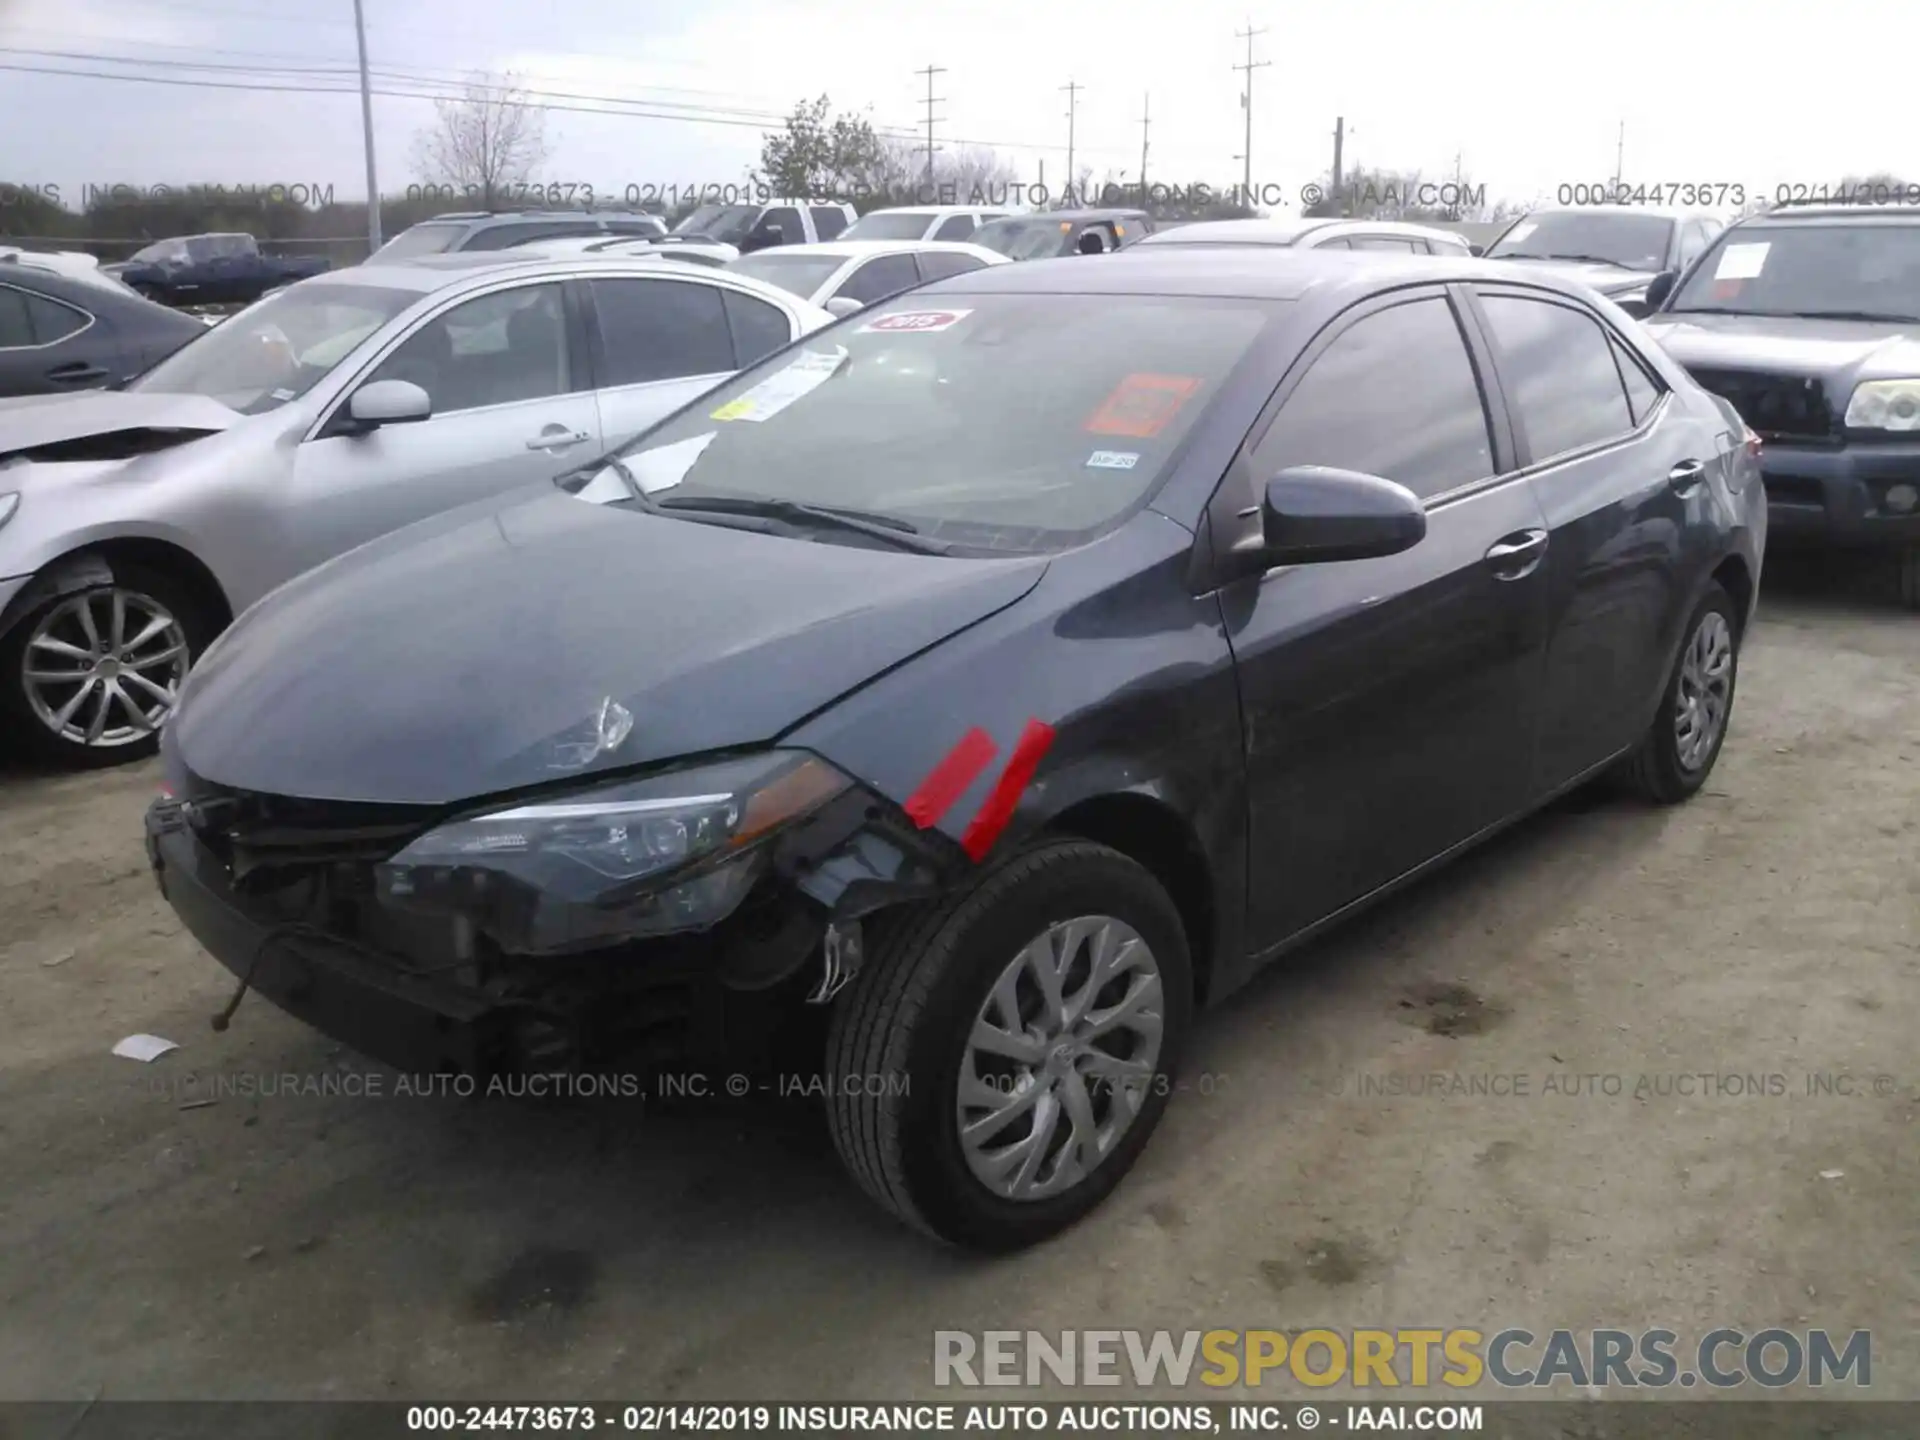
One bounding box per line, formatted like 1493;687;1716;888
1612;120;1625;196
1138;93;1151;205
916;64;946;198
1331;116;1345;210
1061;80;1082;204
1233;20;1270;206
352;0;381;252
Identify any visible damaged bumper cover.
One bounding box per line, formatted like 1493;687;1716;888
144;752;970;1076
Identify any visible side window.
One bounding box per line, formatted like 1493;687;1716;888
588;277;732;384
0;287;88;345
809;206;849;239
1313;237;1353;249
1477;294;1636;460
1348;236;1419;252
1677;221;1712;270
0;287;36;347
1610;335;1664;426
369;283;571;413
933;214;975;241
836;254;921;305
1256;296;1494;500
722;288;792;368
762;206;805;243
915;251;987;282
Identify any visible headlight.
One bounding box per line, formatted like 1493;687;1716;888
1844;379;1920;432
376;750;852;955
0;492;18;531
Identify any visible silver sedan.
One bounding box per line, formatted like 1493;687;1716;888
0;252;832;766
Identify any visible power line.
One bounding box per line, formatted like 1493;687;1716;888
1233;20;1271;204
915;64;945;190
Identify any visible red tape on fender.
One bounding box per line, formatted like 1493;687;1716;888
960;719;1057;861
903;726;999;829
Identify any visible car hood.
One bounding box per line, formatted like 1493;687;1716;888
1487;257;1651;296
167;490;1050;805
0;390;241;463
1641;311;1920;385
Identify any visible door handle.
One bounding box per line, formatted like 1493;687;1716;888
1668;459;1706;495
526;428;591;452
46;361;109;384
1484;528;1548;579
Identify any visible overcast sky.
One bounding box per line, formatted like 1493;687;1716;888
1;0;1910;220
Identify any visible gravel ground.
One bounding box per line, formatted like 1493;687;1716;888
0;553;1914;1404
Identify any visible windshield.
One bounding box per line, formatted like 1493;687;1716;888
842;212;937;240
1487;212;1674;272
727;252;846;299
674;204;757;243
597;292;1278;553
371;223;465;261
1665;223;1920;320
971;218;1071;260
130;281;417;415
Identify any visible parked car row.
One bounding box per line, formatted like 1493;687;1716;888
132;244;1766;1251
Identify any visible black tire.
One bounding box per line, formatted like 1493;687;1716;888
1617;582;1740;804
825;839;1193;1251
1899;545;1920;612
0;562;217;769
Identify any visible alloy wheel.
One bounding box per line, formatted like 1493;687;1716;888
21;588;191;750
1673;610;1733;771
956;915;1165;1202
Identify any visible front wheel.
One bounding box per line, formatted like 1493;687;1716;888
0;564;214;768
1617;582;1740;804
825;840;1192;1251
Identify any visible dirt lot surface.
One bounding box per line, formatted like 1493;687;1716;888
1;556;1915;1405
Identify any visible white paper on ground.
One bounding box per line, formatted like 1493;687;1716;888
1714;242;1770;280
113;1033;179;1063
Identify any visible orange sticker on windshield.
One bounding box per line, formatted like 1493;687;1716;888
1084;373;1202;438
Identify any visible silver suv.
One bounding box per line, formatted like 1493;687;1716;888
0;252;831;766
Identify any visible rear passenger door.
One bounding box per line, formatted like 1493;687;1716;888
583;275;797;445
0;280;111;394
1213;287;1552;951
1462;285;1697;790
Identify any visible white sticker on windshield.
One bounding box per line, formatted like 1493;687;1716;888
269;387;296;401
1714;242;1769;280
1501;222;1537;244
859;308;973;333
710;346;847;423
1086;450;1140;470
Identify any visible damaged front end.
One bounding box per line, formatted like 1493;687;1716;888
145;749;970;1082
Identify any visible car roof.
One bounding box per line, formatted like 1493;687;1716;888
1738;204;1920;224
321;251;787;297
733;239;1000;260
1517;204;1695;222
856;204;1006;216
983;208;1147;223
913;245;1596;302
422;210;660;225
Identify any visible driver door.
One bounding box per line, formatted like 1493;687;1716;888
278;281;597;578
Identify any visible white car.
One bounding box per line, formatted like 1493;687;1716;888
838;205;1015;243
727;240;1009;317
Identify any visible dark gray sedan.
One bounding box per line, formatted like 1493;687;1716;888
146;249;1765;1250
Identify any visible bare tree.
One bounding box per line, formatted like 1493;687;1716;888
410;73;552;211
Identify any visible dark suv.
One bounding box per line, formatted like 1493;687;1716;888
371;211;667;262
1644;204;1920;606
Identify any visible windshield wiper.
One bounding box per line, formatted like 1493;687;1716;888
1517;252;1639;270
655;494;951;553
1791;309;1920;324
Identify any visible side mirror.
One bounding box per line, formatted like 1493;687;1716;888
746;222;787;251
1468;243;1485;257
346;379;431;431
1254;465;1426;565
1642;269;1678;312
824;296;863;319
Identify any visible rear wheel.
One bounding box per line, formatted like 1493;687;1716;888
1617;583;1740;804
825;840;1192;1251
0;564;214;768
